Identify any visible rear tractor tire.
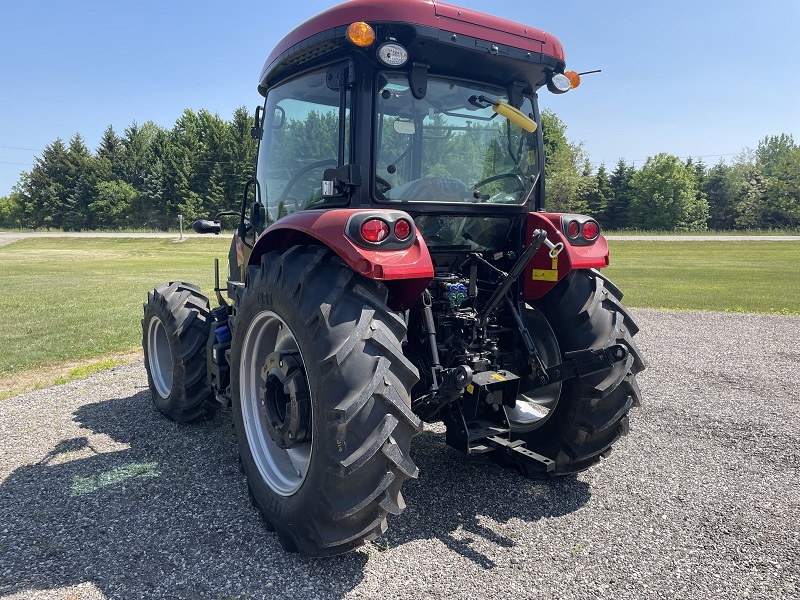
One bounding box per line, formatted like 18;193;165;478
507;269;645;475
142;281;218;422
230;246;422;556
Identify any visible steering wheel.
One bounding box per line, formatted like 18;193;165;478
375;175;393;200
276;159;337;208
471;173;525;201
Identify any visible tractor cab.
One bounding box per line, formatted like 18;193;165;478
250;0;574;232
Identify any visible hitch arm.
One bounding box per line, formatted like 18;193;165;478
530;344;630;390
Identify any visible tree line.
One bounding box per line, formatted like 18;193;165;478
0;108;257;231
541;111;799;231
0;107;798;231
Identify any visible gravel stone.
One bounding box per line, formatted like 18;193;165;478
0;309;798;599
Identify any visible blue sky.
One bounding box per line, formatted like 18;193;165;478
1;0;799;197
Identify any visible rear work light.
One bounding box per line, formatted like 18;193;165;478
361;219;389;243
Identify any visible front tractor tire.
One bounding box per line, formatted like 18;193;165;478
230;246;422;556
142;282;218;422
512;269;645;475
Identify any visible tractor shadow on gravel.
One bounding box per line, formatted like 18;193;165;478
0;392;368;599
0;391;589;599
380;428;591;569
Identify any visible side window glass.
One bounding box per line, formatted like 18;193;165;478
256;69;349;223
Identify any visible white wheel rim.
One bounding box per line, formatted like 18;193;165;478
147;317;173;399
239;311;312;496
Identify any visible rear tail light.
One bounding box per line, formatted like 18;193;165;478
582;220;600;241
360;219;389;243
567;220;581;239
346;211;416;249
394;219;411;240
560;215;601;245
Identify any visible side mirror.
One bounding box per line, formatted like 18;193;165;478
251;106;264;140
192;219;221;235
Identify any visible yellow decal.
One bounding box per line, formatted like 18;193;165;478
466;384;474;395
552;254;559;270
491;373;506;381
532;269;559;282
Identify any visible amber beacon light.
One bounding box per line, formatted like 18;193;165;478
346;22;376;47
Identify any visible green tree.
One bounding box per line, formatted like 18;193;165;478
761;147;800;228
733;161;767;229
607;159;636;230
20;138;70;229
629;153;709;231
59;134;96;230
703;160;739;230
132;159;165;228
89;180;138;228
540;109;569;170
582;163;611;225
540;109;590;213
0;191;23;228
756;134;796;177
224;106;258;211
97;125;124;179
121;121;160;190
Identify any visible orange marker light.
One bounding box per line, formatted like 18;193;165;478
565;70;581;89
346;22;376;47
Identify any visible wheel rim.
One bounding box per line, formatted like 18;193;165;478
240;311;312;496
147;317;173;399
507;306;562;432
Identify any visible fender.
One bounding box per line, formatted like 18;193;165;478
523;212;609;300
249;209;434;311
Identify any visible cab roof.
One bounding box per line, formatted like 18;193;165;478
259;0;566;94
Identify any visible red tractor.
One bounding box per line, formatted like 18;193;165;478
143;0;644;556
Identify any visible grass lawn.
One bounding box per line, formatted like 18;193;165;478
605;240;800;314
0;236;798;395
0;237;230;379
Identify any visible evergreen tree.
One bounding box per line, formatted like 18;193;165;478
224;106;258;211
60;134;95;230
703;160;739;230
134;159;166;228
756;134;796;177
97;125;124;178
607;159;636;230
121;121;160;190
582;163;611;225
22;138;70;229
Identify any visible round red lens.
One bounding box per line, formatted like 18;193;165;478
361;219;389;243
394;219;411;240
582;220;600;240
567;220;580;238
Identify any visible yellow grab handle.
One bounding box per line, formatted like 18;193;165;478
492;100;537;132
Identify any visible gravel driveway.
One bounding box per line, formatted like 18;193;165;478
1;309;798;599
